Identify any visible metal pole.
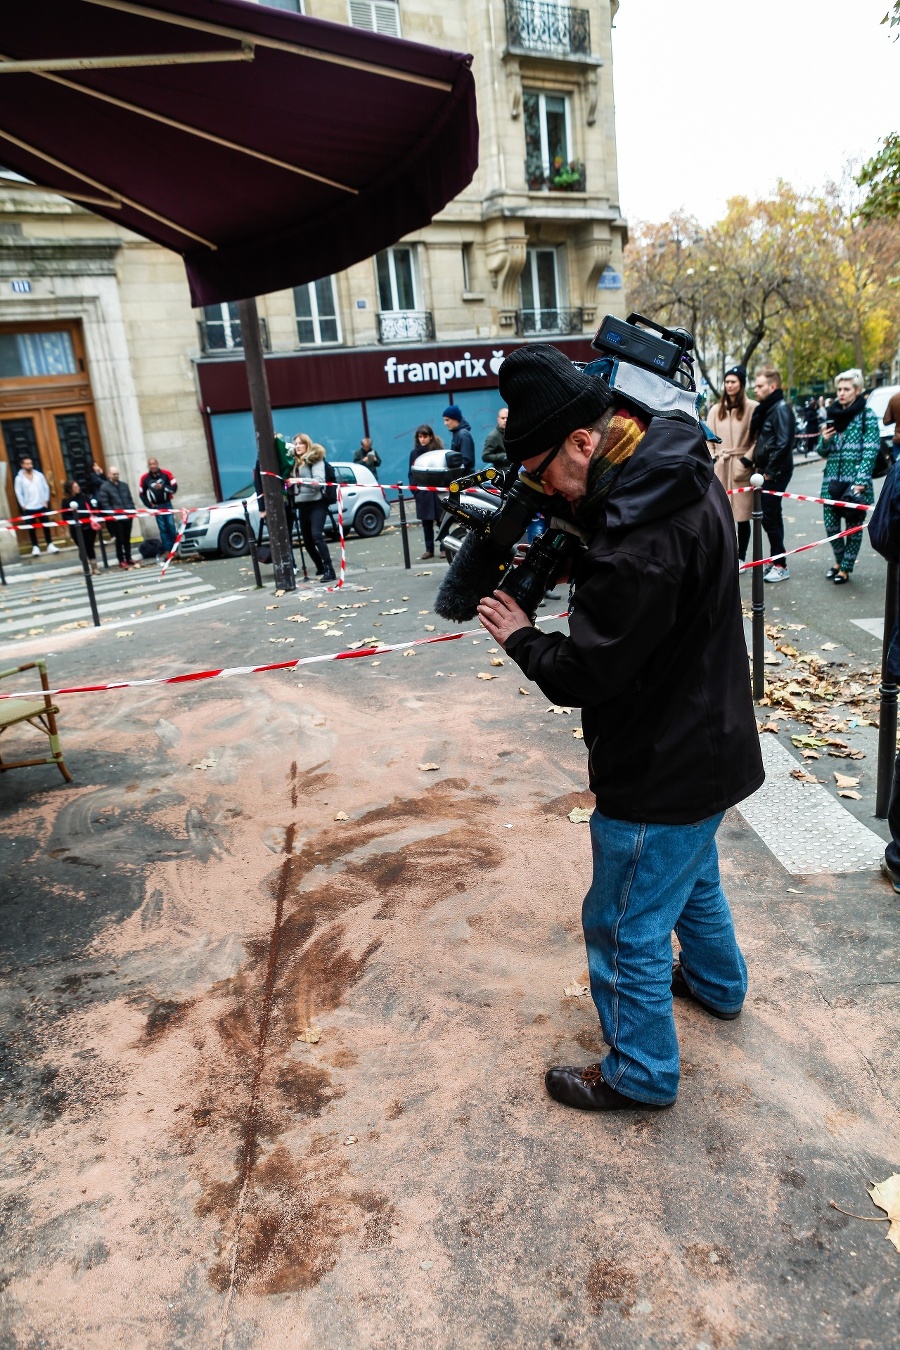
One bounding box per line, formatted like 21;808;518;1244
98;524;110;570
875;559;899;818
750;473;766;701
237;296;295;593
242;498;263;590
397;492;412;570
73;520;101;628
0;539;6;586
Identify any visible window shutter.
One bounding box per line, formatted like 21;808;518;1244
349;0;400;36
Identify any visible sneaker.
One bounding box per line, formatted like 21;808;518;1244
881;858;900;894
31;545;40;555
764;565;790;582
46;542;59;553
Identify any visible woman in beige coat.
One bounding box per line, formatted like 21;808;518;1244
706;364;757;562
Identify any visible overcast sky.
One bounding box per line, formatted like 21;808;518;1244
611;0;898;226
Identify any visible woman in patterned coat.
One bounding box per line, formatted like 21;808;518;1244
817;368;880;584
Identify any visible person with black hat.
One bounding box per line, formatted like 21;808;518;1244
476;344;763;1113
707;365;757;562
442;404;475;472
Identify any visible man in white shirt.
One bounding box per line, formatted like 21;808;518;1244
13;456;58;555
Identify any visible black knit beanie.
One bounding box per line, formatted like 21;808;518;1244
500;344;615;464
724;364;747;388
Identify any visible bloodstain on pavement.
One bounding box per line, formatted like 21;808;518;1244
585;1257;638;1314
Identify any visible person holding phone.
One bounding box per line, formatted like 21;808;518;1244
817;369;880;584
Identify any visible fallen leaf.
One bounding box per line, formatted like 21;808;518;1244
333;811;349;821
573;728;584;739
115;630;133;638
518;687;531;696
791;735;828;749
821;642;838;651
418;609;430;614
371;661;381;666
490;658;504;667
286;614;309;623
757;722;780;734
403;649;416;657
193;757;217;770
343;1136;358;1146
176;594;192;601
380;608;407;615
564;979;589;998
265;604;279;610
834;772;860;788
568;807;593;823
786;887;802;894
345;640;369;650
838;789;863;800
472;639;481;644
790;767;821;784
801;750;820;760
550;705;573;715
297;1027;321;1045
324;629;343;638
786;623;806;631
416;570;432;576
274;589;286;598
418;763;440;772
401;596;409;601
424;625;436;632
476;672;496;680
869;1174;900;1252
764;654;783;666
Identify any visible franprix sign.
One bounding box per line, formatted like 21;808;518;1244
383;349;506;388
196;335;597;414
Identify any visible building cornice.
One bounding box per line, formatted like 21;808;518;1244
0;238;120;277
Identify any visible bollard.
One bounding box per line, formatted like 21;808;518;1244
875;559;899;818
243;499;264;589
98;525;110;570
750;473;766;701
73;521;101;628
397;492;412;570
0;545;5;586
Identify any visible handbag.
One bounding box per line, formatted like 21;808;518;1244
827;411;869;503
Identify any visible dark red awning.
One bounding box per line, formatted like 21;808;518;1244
0;0;478;304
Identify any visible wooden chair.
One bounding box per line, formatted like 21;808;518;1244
0;659;72;782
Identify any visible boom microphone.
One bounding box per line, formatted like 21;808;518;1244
434;530;510;622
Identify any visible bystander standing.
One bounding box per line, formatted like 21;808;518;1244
293;436;335;583
482;408;509;472
139;457;179;560
354;437;382;478
706;366;757;562
409;425;444;560
13;456;58;556
98;466;139;569
63;479;99;573
817;368;879;584
882;387;900;465
744;366;794;582
442;404;475;471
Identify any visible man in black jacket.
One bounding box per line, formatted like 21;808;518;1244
745;366;795;582
442;404;475;471
477;345;764;1112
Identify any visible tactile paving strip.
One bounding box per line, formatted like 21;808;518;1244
738;736;885;875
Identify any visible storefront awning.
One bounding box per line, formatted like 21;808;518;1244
0;0;478;305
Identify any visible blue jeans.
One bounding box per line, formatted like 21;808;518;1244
157;509;177;555
583;810;747;1105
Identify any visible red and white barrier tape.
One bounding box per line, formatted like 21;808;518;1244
326;486;346;591
158;509;190;580
762;488;870;512
738;523;865;572
0;614;571;702
2;504;180;530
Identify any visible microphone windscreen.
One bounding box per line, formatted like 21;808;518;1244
434;530;509;623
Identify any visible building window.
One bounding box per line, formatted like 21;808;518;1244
376;246;419;312
349;0;401;36
461;243;473;292
247;0;304;11
524;89;572;183
202;303;242;351
518;246;582;335
0;329;78;379
294;276;341;346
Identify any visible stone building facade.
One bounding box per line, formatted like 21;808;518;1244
0;0;627;521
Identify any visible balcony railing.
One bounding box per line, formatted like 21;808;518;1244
197;316;270;356
505;0;591;56
515;308;584;337
526;157;586;192
376;310;435;344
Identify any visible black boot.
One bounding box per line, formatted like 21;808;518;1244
545;1063;670;1112
671;962;742;1020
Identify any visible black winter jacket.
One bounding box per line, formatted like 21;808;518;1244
506;419;764;824
750;391;795;485
97;478;136;513
450;419;475;471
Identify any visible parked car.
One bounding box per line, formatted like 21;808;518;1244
867;385;900;462
178;461;390;559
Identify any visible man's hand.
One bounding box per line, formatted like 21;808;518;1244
477;590;532;648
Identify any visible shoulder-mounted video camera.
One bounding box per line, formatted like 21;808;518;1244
434;313;697;623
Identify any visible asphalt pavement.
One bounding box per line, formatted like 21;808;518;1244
0;498;897;1348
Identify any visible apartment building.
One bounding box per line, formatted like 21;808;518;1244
0;0;627;518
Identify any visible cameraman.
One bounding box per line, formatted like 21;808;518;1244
477;345;763;1113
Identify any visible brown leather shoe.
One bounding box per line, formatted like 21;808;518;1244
671;962;742;1020
545;1063;671;1111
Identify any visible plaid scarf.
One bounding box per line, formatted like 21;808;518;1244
574;407;648;528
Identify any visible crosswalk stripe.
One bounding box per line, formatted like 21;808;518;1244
0;583;214;636
0;576;210;615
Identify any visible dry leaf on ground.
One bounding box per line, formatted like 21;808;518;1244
477;672;496;680
834;772;860;788
801;750;820;760
564;979;589;998
274;589;286;598
490;658;504;667
869;1174;900;1252
790;768;821;784
573;728;584;739
115;630;134;638
839;789;863;800
403;649;415;657
193;757;217;771
757;722;780;734
380;608;407;615
568;807;593;823
424;625;436;632
821;642;838;651
297;1027;321;1045
418;763;440;772
265;604;279;610
550;705;573;715
333;811;349;821
518;687;531;695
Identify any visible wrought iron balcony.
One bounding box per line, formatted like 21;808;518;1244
515;308;584;337
197;315;269;356
376;310;435;344
526;157;586;192
505;0;591;56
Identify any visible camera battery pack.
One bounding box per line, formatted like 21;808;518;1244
592;315;683;378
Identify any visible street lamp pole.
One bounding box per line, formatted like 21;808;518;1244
238;296;295;593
